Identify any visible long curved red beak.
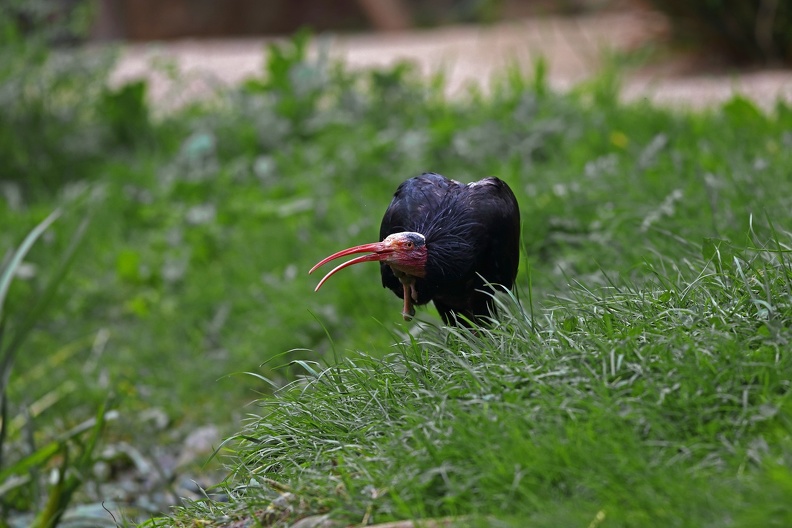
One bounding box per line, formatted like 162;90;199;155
309;242;392;291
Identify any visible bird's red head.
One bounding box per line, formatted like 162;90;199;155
310;232;428;291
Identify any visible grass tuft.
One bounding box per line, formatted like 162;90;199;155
164;231;792;526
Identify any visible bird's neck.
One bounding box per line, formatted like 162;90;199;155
388;263;426;279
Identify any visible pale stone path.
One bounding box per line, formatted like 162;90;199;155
112;11;792;111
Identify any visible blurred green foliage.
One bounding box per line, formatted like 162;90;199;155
4;10;792;425
0;0;155;195
1;1;792;523
645;0;792;65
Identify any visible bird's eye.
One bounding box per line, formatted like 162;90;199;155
406;242;413;248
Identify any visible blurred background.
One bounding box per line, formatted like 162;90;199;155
1;0;792;525
7;0;792;69
23;0;622;41
10;0;792;108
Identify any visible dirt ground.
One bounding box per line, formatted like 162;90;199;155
112;10;792;110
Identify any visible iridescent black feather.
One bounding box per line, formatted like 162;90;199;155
379;172;520;324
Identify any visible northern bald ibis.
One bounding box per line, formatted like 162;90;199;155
310;172;520;324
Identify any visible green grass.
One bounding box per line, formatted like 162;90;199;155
2;25;792;526
161;235;792;527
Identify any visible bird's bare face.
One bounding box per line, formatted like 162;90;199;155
380;232;427;276
309;232;427;292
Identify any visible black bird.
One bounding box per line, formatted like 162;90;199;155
310;172;520;324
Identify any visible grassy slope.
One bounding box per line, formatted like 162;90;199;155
2;34;792;525
194;252;792;527
158;55;792;526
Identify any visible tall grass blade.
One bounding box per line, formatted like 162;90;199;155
0;208;62;322
1;215;90;367
29;399;111;528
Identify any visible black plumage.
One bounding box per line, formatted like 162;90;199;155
378;172;521;324
311;172;520;324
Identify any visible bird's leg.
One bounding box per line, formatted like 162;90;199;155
401;283;415;320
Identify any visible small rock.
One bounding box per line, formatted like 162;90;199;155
271;492;295;509
177;424;222;467
92;460;112;481
139;408;170;430
291;514;336;528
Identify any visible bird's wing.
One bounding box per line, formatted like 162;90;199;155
430;177;520;322
466;177;521;290
379;173;460;295
379;173;457;236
